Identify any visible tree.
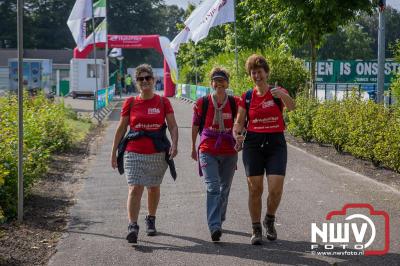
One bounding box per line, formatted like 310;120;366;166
314;22;374;60
0;0;16;48
27;0;76;49
358;6;400;58
240;0;374;96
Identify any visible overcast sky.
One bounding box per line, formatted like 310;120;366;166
165;0;400;11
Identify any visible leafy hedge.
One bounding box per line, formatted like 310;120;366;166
287;92;400;172
0;92;90;221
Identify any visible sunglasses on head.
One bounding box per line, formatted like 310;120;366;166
136;76;153;82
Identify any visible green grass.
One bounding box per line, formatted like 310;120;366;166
66;118;92;144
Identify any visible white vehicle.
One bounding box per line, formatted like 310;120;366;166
70;58;105;98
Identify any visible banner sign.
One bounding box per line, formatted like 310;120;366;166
96;84;115;110
305;60;400;84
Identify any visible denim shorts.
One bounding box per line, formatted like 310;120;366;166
242;132;287;176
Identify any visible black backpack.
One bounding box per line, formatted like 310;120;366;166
198;95;237;135
245;89;283;127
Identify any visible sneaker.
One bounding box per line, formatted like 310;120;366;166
263;215;277;241
145;215;157;236
126;223;139;243
211;229;222;242
251;223;263;245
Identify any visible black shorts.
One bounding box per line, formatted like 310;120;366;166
242;132;287;177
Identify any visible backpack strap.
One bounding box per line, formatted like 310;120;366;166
228;95;237;124
245;89;253;128
198;96;209;135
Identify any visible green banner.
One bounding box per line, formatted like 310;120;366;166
96;85;115;111
305;60;400;84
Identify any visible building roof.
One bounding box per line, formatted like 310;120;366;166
0;49;74;66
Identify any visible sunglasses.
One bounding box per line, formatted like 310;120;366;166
136;76;153;82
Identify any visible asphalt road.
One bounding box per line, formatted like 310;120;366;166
48;97;400;266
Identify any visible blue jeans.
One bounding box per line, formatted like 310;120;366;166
199;152;238;233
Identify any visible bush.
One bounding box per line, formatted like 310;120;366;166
287;90;318;142
0;92;85;220
342;94;388;162
195;48;308;96
374;108;400;171
287;90;400;172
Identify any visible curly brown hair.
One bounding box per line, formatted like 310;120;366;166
135;64;153;78
245;54;270;75
209;67;230;81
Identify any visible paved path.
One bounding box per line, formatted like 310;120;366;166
49;97;400;265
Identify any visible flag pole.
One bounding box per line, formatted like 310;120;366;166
105;0;109;87
234;0;238;78
17;0;24;222
92;4;99;112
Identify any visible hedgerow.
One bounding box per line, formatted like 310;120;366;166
0;92;90;221
287;92;400;172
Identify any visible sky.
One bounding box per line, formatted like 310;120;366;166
165;0;400;11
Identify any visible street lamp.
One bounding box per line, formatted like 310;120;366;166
117;55;124;98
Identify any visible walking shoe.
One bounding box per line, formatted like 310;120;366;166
211;229;222;242
126;223;139;243
251;223;263;245
263;215;277;241
145;215;157;236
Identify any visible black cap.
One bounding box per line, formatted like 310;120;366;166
211;71;229;81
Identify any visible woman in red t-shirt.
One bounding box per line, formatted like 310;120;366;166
191;67;238;242
233;54;295;245
111;64;178;244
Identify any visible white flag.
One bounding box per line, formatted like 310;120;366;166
170;27;190;53
170;0;234;51
109;48;122;58
93;0;106;17
159;36;178;84
67;0;93;51
83;19;107;48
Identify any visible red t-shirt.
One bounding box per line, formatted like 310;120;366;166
239;87;287;133
193;95;239;155
121;94;174;154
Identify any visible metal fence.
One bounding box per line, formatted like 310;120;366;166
314;83;396;106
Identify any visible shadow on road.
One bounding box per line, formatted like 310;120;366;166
132;231;400;265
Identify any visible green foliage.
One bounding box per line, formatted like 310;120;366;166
197;49;308;96
0;92;90;220
391;40;400;104
287;91;319;142
373;108;400;171
342;95;388;162
288;92;400;172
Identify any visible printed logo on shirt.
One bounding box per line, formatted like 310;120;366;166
252;117;279;124
135;123;161;129
148;108;161;115
262;100;275;109
222;113;232;120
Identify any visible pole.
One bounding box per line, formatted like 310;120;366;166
233;0;238;77
92;10;99;112
119;59;122;98
105;0;109;87
17;0;24;222
377;0;386;104
194;44;198;86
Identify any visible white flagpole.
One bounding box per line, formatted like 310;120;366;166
105;0;109;87
91;3;99;112
234;0;238;77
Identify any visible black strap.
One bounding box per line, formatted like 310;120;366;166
198;96;209;135
228;95;237;123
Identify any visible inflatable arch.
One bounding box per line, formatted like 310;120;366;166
73;34;176;97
